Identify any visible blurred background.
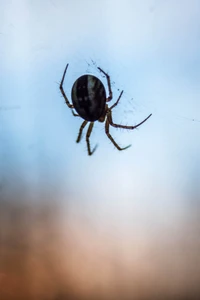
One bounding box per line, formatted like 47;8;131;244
0;0;200;299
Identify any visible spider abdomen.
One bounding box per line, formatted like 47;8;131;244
71;75;106;121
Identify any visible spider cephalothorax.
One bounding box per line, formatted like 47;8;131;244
60;64;152;155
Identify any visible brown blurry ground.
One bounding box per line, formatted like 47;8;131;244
0;191;200;300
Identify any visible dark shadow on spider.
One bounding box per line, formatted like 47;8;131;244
60;64;152;155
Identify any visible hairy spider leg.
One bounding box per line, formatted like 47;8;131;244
60;64;73;108
76;120;88;143
105;118;131;151
109;90;124;110
105;110;152;151
108;111;152;130
60;64;79;116
86;122;98;155
72;111;80;117
97;67;113;102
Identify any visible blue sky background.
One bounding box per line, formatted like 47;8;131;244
0;0;200;299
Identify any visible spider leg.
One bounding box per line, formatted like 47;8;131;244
86;122;98;156
107;110;152;130
109;90;124;110
97;67;113;102
60;64;74;109
76;120;88;143
72;110;80;117
105;118;131;151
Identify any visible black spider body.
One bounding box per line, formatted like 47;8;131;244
71;75;106;122
59;63;152;155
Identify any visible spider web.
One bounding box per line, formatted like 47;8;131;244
80;57;200;128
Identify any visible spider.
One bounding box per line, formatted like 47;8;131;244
60;64;152;155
